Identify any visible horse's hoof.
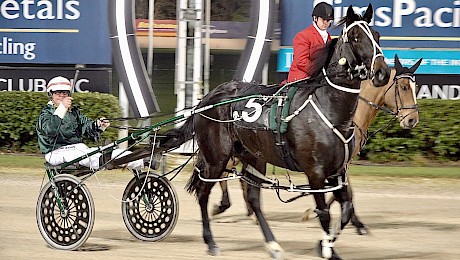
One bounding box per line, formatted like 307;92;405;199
264;241;284;260
207;245;220;256
211;204;224;216
302;208;316;222
356;226;368;235
248;212;259;225
316;240;341;259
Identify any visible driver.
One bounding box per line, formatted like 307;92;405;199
287;2;334;82
36;76;143;170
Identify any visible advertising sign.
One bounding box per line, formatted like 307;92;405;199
281;0;460;48
0;0;111;64
277;48;460;100
416;75;460;100
0;67;112;93
277;48;460;75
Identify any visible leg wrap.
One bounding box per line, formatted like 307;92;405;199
321;232;334;259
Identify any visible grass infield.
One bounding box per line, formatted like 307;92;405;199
0;153;458;179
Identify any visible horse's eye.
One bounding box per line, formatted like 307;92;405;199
354;38;358;42
402;86;408;91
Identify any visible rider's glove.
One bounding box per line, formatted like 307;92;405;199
97;117;110;131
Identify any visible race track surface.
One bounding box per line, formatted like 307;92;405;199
1;167;460;260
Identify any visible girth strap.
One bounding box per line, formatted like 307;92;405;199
270;87;301;171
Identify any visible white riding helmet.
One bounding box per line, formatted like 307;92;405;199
47;76;72;93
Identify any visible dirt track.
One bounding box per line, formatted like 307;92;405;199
1;166;460;260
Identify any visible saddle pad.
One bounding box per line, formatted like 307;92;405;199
231;84;281;131
231;95;276;130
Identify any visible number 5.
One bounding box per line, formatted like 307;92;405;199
242;98;262;123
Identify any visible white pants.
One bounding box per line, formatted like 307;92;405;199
45;143;143;170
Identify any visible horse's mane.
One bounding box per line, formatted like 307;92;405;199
305;38;339;79
305;12;369;81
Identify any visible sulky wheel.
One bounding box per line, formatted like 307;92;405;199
122;172;179;242
36;174;95;250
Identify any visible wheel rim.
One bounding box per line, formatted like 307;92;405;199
36;174;94;250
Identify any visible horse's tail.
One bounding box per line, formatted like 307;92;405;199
185;156;205;196
158;116;195;151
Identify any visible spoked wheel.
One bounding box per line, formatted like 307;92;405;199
36;174;95;250
122;172;179;241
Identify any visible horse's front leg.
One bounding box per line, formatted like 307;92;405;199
346;178;367;235
310;178;342;260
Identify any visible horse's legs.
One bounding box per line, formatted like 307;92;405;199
345;178;367;235
326;174;367;235
212;180;231;216
309;175;342;260
330;178;353;240
196;163;227;255
242;161;283;259
212;157;241;216
240;179;255;217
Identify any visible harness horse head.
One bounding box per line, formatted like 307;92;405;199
336;4;390;87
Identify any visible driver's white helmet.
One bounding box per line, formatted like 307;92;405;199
47;76;72;92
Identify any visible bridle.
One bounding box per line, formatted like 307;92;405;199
358;73;418;117
384;73;419;118
323;20;385;94
355;73;419;151
341;20;385;81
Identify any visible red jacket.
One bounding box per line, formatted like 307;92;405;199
287;24;331;82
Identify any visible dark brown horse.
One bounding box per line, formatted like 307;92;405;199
211;54;423;236
158;5;390;259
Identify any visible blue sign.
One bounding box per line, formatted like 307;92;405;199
281;0;460;49
0;0;111;64
277;47;460;75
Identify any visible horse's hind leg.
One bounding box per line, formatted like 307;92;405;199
330;179;353;240
346;179;367;235
243;162;283;259
327;177;367;235
212;157;241;216
212;180;231;216
240;179;255;217
196;165;223;256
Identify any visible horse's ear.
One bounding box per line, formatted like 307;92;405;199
394;54;403;70
362;3;374;23
346;5;359;25
410;58;423;73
